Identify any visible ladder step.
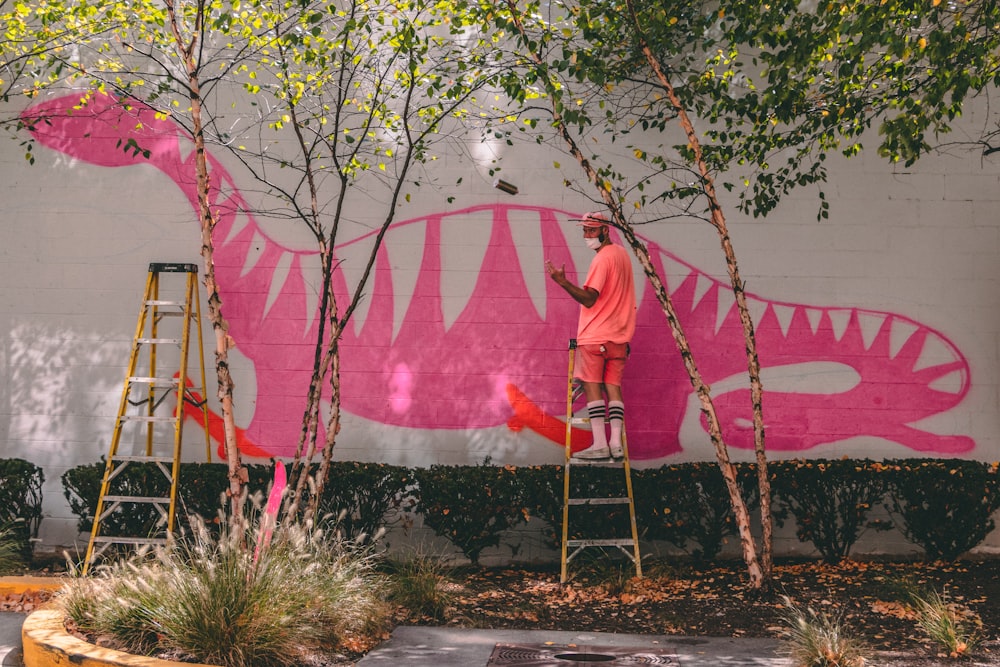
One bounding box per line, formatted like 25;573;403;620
128;376;181;385
119;415;180;423
111;455;176;464
102;495;171;504
568;497;631;506
149;262;198;273
145;300;186;307
568;459;624;467
93;536;169;546
567;539;636;548
137;337;183;345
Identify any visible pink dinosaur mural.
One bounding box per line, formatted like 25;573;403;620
23;92;975;460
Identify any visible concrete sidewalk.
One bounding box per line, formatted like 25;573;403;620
0;609;796;666
0;613;26;666
358;626;795;666
0;576;63;667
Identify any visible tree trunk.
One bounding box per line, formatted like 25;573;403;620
626;1;774;579
165;0;246;520
502;0;764;588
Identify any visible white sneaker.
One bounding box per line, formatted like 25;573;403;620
573;444;611;460
610;445;624;460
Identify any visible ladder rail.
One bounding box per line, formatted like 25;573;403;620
560;340;576;583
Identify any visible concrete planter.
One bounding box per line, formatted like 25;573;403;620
22;608;215;667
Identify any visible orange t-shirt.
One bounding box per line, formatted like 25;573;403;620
577;243;636;345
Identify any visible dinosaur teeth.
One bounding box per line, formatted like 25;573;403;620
857;312;888;350
509;208;548;322
442;209;493;331
380;218;425;343
888;318;919;359
223;210;251;246
299;253;322;334
745;296;769;331
771;303;797;337
914;333;962;374
178;135;196;164
335;236;375;336
241;231;267;278
714;287;736;334
660;252;693;296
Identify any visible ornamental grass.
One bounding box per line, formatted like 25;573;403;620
58;509;390;667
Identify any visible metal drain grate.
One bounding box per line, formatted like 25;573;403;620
487;642;679;665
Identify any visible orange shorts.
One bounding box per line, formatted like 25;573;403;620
574;342;629;386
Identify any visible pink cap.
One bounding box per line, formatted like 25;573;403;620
573;211;610;227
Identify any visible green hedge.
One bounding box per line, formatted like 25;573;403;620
58;457;1000;564
412;458;525;564
883;459;1000;560
635;462;759;561
62;460;412;545
770;459;890;563
0;458;44;558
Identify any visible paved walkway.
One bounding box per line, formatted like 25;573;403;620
0;613;25;666
0;608;796;666
358;626;795;666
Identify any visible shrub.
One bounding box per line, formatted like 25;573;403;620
0;524;26;573
0;458;44;559
315;462;416;542
635;462;759;561
516;465;563;549
883;459;1000;560
413;458;527;564
64;460;413;547
62;460;272;539
59;511;389;667
771;459;889;562
179;462;273;526
519;464;636;552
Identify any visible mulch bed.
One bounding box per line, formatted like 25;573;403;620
4;557;998;665
407;557;1000;666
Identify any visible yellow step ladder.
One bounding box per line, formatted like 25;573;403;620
83;263;211;573
560;339;642;583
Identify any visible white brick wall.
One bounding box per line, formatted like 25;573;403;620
2;92;998;558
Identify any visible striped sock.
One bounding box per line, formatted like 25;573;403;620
587;400;608;449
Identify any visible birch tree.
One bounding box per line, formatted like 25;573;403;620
3;0;494;528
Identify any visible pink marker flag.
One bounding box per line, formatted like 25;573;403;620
253;460;286;564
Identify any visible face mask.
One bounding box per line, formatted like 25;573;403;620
585;237;602;250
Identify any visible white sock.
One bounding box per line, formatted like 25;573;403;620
608;400;625;448
587;400;608;448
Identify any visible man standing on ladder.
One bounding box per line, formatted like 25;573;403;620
545;211;637;460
